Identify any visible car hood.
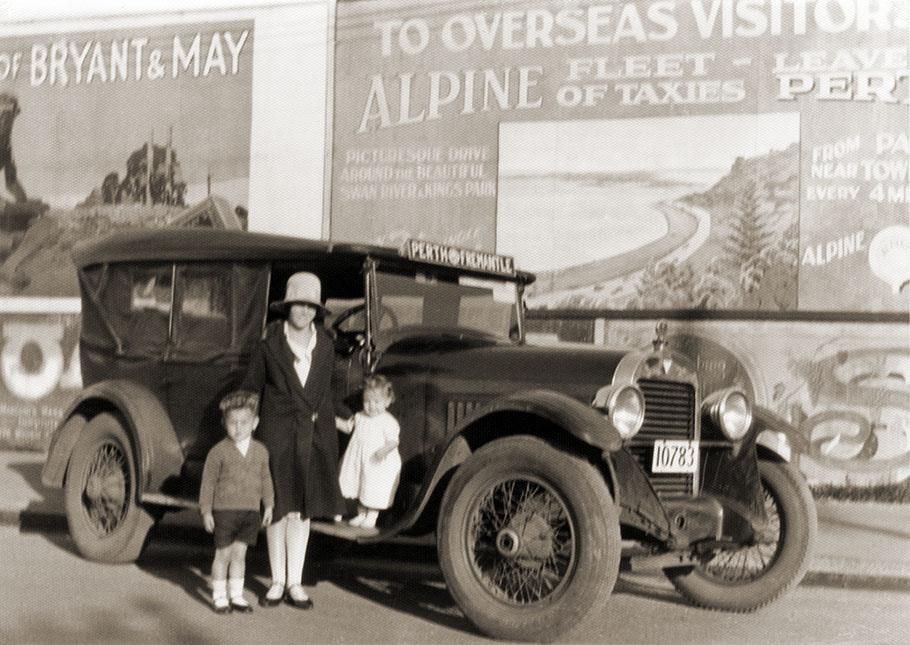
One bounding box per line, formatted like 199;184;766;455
381;333;627;402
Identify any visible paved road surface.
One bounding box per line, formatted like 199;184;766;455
1;525;908;644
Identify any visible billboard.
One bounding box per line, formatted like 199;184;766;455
587;316;910;485
0;3;330;449
331;0;909;313
0;20;254;299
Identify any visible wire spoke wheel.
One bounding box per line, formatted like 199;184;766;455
700;480;782;583
438;437;620;641
468;477;575;604
82;441;130;536
666;459;817;612
64;413;155;563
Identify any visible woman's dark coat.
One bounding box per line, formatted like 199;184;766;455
243;320;345;520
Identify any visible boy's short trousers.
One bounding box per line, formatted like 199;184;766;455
213;510;261;548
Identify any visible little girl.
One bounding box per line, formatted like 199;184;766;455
337;375;401;529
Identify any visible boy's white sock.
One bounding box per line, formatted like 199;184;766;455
212;579;227;600
228;578;247;604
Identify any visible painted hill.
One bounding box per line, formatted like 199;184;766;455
526;142;800;311
0;205;181;297
0;197;241;298
683;142;799;236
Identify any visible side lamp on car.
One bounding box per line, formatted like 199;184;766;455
593;384;645;439
703;387;753;441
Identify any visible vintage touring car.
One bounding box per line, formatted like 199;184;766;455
42;229;816;641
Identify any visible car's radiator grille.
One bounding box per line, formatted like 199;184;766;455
629;379;697;497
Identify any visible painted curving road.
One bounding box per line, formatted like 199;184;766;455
1;525;907;644
529;200;711;307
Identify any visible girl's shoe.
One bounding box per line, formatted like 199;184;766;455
285;584;313;610
260;582;285;607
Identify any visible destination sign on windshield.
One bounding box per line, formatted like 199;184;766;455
404;239;516;276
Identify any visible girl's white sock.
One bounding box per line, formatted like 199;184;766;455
362;509;379;528
228;578;247;603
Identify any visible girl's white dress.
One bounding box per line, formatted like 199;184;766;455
338;411;401;509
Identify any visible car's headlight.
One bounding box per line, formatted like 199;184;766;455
703;388;753;441
593;384;645;440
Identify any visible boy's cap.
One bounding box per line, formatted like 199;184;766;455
219;390;260;415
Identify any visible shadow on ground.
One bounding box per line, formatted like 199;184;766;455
6;460;65;526
6;596;217;645
132;532;480;635
127;530;698;635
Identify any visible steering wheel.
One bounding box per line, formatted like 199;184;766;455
331;303;400;342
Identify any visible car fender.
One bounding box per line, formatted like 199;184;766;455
40;380;184;494
466;389;625;452
753;405;795;463
359;389;621;542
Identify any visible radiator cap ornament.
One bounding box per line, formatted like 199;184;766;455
652;320;672;374
652;320;669;352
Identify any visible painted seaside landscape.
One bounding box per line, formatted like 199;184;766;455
497;114;801;310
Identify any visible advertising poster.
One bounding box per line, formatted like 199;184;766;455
0;20;254;300
595;317;910;486
332;0;909;313
0;18;254;448
0;3;332;450
0;305;81;450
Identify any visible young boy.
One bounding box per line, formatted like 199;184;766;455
199;390;274;614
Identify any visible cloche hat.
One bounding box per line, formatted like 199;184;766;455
269;272;330;316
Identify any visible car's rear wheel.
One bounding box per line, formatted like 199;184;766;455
437;436;620;642
64;413;154;563
666;459;816;611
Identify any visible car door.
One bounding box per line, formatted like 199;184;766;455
165;261;269;495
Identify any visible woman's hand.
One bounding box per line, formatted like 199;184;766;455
335;415;355;434
262;507;273;527
203;512;215;533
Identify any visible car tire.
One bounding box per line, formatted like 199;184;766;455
437;436;620;642
64;413;155;563
667;459;817;611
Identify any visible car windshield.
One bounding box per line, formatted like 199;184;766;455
375;269;520;342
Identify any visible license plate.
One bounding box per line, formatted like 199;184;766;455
651;440;699;474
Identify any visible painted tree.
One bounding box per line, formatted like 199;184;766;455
631;260;698;309
748;222;800;309
723;179;774;296
693;257;734;308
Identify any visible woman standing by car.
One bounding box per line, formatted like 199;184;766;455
243;272;345;609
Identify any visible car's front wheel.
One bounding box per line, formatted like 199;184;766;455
666;459;817;611
64;413;155;563
437;436;620;642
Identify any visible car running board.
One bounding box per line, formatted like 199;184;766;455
311;519;434;545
